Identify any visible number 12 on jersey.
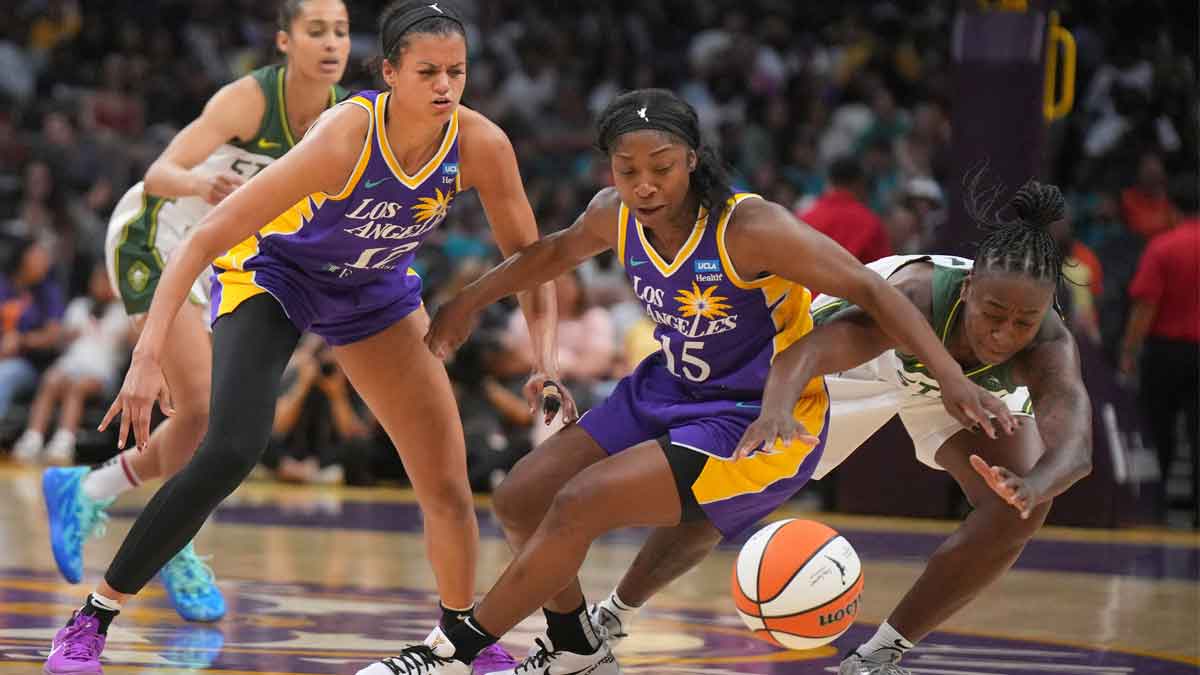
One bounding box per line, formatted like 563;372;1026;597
661;335;711;382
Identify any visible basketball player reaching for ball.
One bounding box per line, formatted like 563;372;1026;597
44;3;566;673
353;88;1014;675
586;174;1093;675
35;0;350;624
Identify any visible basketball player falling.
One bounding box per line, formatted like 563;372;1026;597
587;172;1093;675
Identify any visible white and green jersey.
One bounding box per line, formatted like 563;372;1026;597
809;255;1039;478
104;65;346;314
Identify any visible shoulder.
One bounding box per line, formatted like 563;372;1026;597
199;75;268;141
305;100;371;146
727;196;802;242
888;260;935;316
1013;309;1077;381
580;187;622;223
457;105;512;153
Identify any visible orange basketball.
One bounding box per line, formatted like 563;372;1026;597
731;519;863;650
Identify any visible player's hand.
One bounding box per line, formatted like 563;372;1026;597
99;352;174;451
732;405;819;460
939;376;1016;439
424;295;480;360
523;374;578;426
198;171;246;205
970;454;1040;519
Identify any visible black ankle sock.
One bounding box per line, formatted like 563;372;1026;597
443;614;498;664
79;595;119;634
544;601;601;655
439;602;475;631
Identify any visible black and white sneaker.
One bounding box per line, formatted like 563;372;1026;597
487;637;620;675
587;602;629;645
357;629;470;675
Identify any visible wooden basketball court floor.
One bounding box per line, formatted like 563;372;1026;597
1;463;1197;674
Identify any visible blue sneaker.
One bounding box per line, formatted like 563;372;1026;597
42;467;114;584
161;624;226;668
159;542;226;622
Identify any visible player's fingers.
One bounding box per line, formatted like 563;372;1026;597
158;386;175;417
968;403;997;439
99;398;121;432
734;428;764;460
561;392;580;425
117;403;131;450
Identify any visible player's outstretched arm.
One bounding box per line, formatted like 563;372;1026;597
975;318;1092;518
424;187;618;360
727;199;1016;439
144;77;265;204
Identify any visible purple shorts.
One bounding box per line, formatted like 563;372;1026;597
210;257;423;346
578;353;830;537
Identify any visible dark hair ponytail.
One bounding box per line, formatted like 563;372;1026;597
595;89;734;211
963;164;1065;285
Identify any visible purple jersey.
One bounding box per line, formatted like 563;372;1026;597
210;91;460;344
618;192;820;399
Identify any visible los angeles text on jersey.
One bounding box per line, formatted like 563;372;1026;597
342;198;445;241
633;275;738;338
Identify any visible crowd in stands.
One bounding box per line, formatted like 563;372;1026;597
0;0;1195;523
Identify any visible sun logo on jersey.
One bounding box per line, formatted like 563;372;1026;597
412;187;455;228
676;282;731;320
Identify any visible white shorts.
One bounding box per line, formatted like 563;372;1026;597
812;369;1034;479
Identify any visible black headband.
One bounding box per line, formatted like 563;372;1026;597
604;104;699;150
383;2;464;59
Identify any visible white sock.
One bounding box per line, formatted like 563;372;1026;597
596;590;639;630
82;450;141;501
854;621;914;663
90;592;123;611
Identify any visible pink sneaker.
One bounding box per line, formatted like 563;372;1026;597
44;612;106;674
471;643;517;674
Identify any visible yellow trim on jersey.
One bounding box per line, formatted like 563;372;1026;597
634;205;708;277
373;93;459;189
325;96;375;201
691;387;829;505
616;203;629;267
214;268;266;318
715;193;774;289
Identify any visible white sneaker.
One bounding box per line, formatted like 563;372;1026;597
839;654;910;675
44;430;75;465
12;430;44;463
356;626;469;675
491;638;620;675
588;602;629;645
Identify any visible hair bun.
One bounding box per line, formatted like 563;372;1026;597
1010;180;1064;230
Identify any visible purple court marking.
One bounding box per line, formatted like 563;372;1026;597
111;497;1200;581
0;569;1193;674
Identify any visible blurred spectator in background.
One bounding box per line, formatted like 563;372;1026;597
0;235;62;424
1121;150;1177;239
264;336;371;486
1121;176;1200;526
12;260;127;464
798;155;891;263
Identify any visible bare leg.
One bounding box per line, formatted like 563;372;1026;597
886;418;1051;643
614;520;723;607
334;308;477;609
124;304;213;482
475;441;683;635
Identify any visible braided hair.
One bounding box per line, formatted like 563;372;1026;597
962;166;1065;286
595;89;734;211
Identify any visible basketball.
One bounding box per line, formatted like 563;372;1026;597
731;519;864;650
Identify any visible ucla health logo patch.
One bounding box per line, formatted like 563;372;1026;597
694;258;723;281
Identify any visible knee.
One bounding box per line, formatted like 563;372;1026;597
171;399;211;442
544;480;598;538
964;497;1052;552
418;477;475;525
493;474;538;531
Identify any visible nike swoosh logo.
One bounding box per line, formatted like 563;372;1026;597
629;258;649;267
364;177;392;189
256;138;281;149
735;402;762;409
